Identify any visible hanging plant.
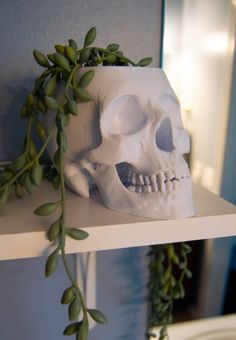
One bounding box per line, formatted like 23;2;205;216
147;242;192;340
0;27;153;339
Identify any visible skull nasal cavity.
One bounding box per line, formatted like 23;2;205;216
155;118;174;152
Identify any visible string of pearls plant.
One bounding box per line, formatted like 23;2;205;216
147;243;192;340
0;27;193;340
0;27;153;339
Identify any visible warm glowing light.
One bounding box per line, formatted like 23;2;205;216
204;33;228;55
164;33;176;55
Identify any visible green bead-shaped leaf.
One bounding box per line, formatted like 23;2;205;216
172;254;179;264
63;322;79;336
65;46;77;64
178;261;186;270
52;175;60;190
37;99;47;113
164;266;171;280
107;43;119;52
78;48;91;64
29;140;38;159
84;27;96;47
34;202;59;216
181;243;192;254
67;228;89;240
33;50;50;68
75;87;93;102
31;162;43;186
61;286;75;304
66;98;78;115
54;53;71;72
167;244;174;258
48;219;61;241
47;53;56;64
35;121;47;140
184;268;192;278
69;39;78;51
69;297;81;321
44;96;59;110
55;44;65;55
87;309;107;324
104;54;116;63
15;182;24;198
24;172;37;193
138;57;153;67
78;70;95;88
45;76;57;96
26;93;35;106
60;112;70;127
13;154;26;171
45;248;59;277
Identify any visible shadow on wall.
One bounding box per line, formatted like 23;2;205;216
90;247;149;340
115;247;149;340
0;76;35;160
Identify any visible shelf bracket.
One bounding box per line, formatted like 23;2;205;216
75;251;97;329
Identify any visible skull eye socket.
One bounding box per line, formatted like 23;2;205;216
155;117;174;152
159;95;183;127
102;95;147;136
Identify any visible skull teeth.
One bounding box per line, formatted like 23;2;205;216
126;168;191;193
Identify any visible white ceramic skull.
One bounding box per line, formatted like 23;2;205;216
48;67;195;219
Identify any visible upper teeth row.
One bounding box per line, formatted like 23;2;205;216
127;169;191;193
127;168;189;186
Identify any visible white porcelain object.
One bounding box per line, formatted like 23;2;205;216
47;67;195;219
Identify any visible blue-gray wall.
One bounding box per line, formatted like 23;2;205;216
0;1;162;339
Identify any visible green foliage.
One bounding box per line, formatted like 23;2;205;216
61;286;75;305
87;309;108;324
84;27;96;47
63;322;79;336
67;228;89;240
45;247;59;277
78;70;95;88
69;297;81;321
48;219;61;241
34;202;59;216
147;242;192;340
0;26;153;339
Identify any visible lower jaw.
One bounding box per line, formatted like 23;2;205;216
96;166;195;220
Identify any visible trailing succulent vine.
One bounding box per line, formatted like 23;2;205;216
147;242;192;340
0;27;154;339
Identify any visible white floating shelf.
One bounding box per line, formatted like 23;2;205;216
0;182;236;261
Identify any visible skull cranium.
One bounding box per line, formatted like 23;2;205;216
48;67;195;219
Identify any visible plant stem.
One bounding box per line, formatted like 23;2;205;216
25;115;33;154
58;131;86;312
0;124;55;193
66;64;80;92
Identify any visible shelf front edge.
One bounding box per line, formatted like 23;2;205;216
0;213;236;261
